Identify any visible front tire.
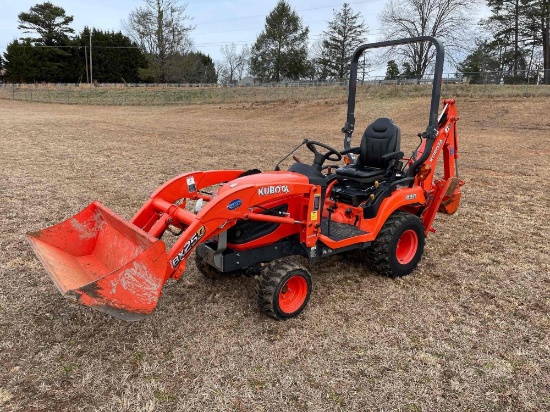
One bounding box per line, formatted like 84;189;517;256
257;261;312;320
366;211;425;277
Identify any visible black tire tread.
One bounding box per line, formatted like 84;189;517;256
365;211;424;278
256;260;310;320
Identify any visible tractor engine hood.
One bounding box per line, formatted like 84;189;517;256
217;171;309;197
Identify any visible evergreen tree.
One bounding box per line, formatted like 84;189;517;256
484;0;529;75
183;52;217;83
75;28;148;83
166;52;217;83
521;0;550;83
481;0;549;83
18;1;74;46
3;40;39;82
457;40;502;83
318;3;367;80
10;2;76;82
401;62;416;78
0;55;3;81
385;60;399;79
3;38;77;83
250;0;310;82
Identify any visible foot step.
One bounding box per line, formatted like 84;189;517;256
320;218;367;241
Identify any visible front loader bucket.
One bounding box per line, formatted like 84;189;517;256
27;201;169;320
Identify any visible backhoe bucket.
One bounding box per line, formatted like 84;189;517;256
438;177;463;215
27;201;169;320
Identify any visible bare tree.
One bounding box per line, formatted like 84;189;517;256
218;43;250;84
380;0;478;76
124;0;194;82
235;46;250;81
310;39;330;80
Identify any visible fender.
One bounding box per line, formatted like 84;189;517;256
360;185;426;237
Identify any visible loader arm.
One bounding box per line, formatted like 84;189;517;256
138;172;318;280
130;169;246;234
27;170;322;320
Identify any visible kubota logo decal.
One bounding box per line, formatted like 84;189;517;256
258;185;290;196
171;225;206;267
227;199;242;210
429;139;444;162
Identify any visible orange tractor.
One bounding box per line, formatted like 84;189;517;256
28;37;463;321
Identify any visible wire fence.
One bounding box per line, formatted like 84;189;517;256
0;71;548;105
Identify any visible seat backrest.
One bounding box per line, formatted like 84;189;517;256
359;118;401;169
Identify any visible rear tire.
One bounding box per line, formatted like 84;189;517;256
366;211;425;278
257;260;312;320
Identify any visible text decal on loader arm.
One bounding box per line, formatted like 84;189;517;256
171;225;206;267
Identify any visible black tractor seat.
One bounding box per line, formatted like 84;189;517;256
336;117;402;184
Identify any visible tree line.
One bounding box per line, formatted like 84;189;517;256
1;1;216;84
1;0;548;85
458;0;549;83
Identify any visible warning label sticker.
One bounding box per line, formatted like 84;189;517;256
186;176;196;192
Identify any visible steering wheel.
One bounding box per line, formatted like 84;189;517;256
305;140;342;171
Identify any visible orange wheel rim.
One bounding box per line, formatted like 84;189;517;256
278;275;308;314
396;229;418;264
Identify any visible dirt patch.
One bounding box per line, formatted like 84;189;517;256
0;97;549;411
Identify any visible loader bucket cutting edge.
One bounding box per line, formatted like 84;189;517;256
27;201;169;321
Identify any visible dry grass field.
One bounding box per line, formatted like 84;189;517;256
0;95;549;411
1;83;550;106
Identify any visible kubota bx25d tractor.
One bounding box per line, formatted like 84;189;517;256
28;37;464;321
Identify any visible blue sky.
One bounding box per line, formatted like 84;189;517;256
0;1;387;59
0;0;486;74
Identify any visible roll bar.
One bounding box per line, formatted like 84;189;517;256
342;36;445;176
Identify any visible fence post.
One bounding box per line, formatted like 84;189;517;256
12;85;15;100
67;91;69;104
48;90;51;103
30;90;33;101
